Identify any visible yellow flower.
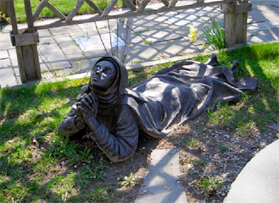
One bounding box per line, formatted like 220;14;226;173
188;26;197;42
202;43;206;48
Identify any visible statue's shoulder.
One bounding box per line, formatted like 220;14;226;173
121;89;148;104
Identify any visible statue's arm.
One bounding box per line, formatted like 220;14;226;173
76;94;138;162
57;107;85;136
90;106;139;162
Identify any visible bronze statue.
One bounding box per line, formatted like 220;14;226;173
58;54;257;162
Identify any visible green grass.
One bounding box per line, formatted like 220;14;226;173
13;0;124;23
0;42;279;202
206;43;279;134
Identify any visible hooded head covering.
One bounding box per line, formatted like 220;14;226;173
90;56;128;111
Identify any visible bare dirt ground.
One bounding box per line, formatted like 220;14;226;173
78;113;278;203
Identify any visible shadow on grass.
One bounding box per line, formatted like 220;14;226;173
0;77;158;202
214;43;279;132
0;43;278;202
175;43;279;201
0;81;87;202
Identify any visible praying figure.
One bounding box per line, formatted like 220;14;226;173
58;54;257;162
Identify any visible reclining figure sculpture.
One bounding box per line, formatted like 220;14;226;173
58;54;257;162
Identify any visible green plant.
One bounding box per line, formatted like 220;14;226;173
219;145;228;153
203;18;225;50
0;11;10;24
143;39;153;45
198;176;222;197
188;140;198;146
191;158;207;170
118;173;140;187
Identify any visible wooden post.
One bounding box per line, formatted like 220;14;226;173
222;0;252;47
8;0;41;83
0;0;8;16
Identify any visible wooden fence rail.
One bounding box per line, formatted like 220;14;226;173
7;0;251;83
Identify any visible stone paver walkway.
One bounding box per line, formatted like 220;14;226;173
135;148;187;203
0;0;279;87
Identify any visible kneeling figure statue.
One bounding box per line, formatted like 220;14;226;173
58;54;257;162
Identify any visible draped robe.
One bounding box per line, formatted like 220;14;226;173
58;55;257;162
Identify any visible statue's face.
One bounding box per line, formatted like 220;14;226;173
90;60;117;90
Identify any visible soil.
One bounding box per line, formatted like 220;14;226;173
72;112;278;203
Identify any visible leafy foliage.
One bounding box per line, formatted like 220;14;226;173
203;18;225;50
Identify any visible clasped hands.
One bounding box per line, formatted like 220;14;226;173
75;93;99;130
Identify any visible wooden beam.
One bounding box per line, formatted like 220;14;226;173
160;0;169;7
13;31;39;46
102;0;118;17
45;1;66;20
35;0;228;29
222;2;252;14
24;0;35;32
66;0;85;22
138;0;151;12
85;0;103;15
197;0;205;3
33;0;49;22
122;0;137;11
6;0;18;35
169;0;179;8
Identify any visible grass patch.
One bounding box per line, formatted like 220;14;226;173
0;42;278;201
207;43;279;134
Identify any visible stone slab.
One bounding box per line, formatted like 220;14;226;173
38;29;52;37
41;67;77;80
70;29;110;40
253;2;279;26
247;28;279;42
0;58;11;68
224;139;279;203
65;53;87;62
135;148;187;203
70;58;98;73
248;6;270;24
247;33;273;43
74;33;125;52
0;50;9;59
124;43;161;64
152;38;200;57
248;21;277;32
256;28;279;41
7;48;19;76
0;33;13;51
138;29;182;44
38;43;71;71
39;36;56;45
267;124;279;132
54;34;83;55
77;20;117;33
116;25;143;44
128;15;174;32
49;25;82;35
0;66;18;87
39;60;72;73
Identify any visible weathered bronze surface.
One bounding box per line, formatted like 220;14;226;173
58;54;257;162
